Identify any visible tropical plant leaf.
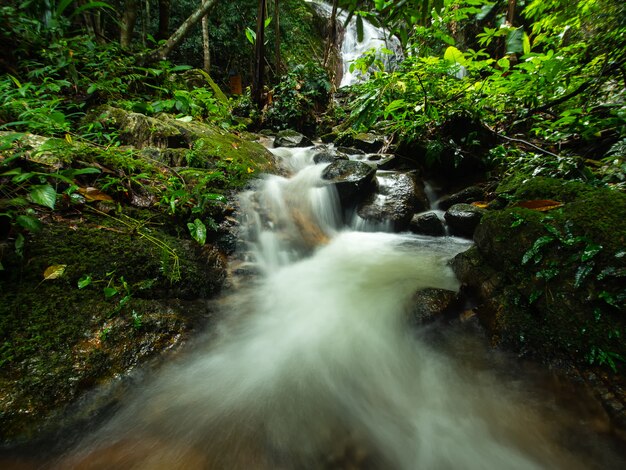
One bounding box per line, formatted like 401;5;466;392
444;46;466;65
29;184;57;209
187;218;207;245
43;264;67;280
78;274;92;289
15;214;42;232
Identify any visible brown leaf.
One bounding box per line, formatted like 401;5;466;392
471;201;489;209
78;187;114;202
514;200;564;211
43;264;67;280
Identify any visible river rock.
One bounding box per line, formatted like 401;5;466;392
336;146;365;155
437;186;485;210
352;153;397;169
356;172;429;231
321;160;377;205
409;212;446;236
410;288;460;324
274;130;312;148
444;203;485;238
313;149;348;164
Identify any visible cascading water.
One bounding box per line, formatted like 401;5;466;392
54;144;625;469
306;0;403;87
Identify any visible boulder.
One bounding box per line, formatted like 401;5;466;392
352;133;385;153
274;130;312;148
410;212;446;236
437;186;485;210
410;288;460;324
321;160;377;205
356;172;429;231
444;203;485;238
312;149;348;164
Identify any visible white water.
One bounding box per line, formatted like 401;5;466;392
54;144;622;469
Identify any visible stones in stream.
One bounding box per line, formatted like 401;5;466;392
321;159;377;205
274;129;313;148
444;203;486;238
410;212;446;236
356;171;429;231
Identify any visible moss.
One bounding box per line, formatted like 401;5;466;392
0;212;225;442
465;178;626;371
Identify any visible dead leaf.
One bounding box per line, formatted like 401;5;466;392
78;187;114;202
471;201;489;209
514;200;564;211
43;264;67;280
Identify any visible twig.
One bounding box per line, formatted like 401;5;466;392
484;123;560;157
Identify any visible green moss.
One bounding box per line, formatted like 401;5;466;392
470;178;626;371
0;213;225;441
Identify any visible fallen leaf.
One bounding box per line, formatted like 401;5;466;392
231;142;239;150
471;201;489;208
78;187;114;202
514;200;564;211
43;264;67;280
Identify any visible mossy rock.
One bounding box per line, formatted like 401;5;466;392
0;213;226;443
455;178;626;372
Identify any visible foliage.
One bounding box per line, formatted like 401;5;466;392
263;62;332;131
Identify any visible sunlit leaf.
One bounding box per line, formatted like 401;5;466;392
103;287;118;298
43;264;66;280
444;46;466;65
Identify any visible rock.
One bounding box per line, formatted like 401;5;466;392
409;212;446;236
84;105;187;148
321;160;377;205
351;153;397;169
437;186;485;210
336;146;365;155
410;288;460;324
274;130;312;148
444;203;485;238
356;172;429;231
352;133;385;153
312;149;348;164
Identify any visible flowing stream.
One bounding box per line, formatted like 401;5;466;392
49;145;625;469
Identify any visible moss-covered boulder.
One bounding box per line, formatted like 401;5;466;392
454;178;626;371
0;212;226;443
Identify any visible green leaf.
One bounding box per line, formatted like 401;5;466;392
356;16;364;43
29;184;57;209
187;218;207;245
444;46;466;65
15;233;25;258
581;243;602;262
103;287;118;299
522;33;531;55
574;262;594;288
15;215;42;232
78;274;92;289
245;27;256;44
522;236;553;265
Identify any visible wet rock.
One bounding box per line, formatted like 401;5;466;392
352;133;386;153
356;172;429;231
409;212;446;236
336;146;365;155
274;130;312;148
410;288;460;324
312;149;348;164
352;153;396;169
437;186;485;210
321;160;377;205
444;203;485;238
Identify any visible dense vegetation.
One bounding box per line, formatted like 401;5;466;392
0;0;625;444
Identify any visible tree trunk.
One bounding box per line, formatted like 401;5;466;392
323;0;338;67
120;0;140;49
252;0;267;109
507;0;517;25
157;0;171;41
202;12;210;72
147;0;218;62
274;0;282;74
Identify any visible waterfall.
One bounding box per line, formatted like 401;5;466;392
306;0;403;87
55;143;612;470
